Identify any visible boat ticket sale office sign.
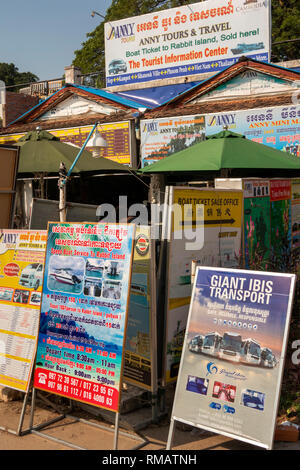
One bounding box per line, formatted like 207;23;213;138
168;267;295;450
33;222;135;413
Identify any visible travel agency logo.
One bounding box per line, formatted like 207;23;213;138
207;113;236;129
206;361;218;376
106;22;135;41
206;361;247;381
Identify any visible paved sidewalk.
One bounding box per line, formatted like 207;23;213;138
0;398;299;451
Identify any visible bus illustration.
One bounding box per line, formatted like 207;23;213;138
260;347;277;368
241;338;261;365
19;263;43;290
188;334;204;354
219;332;242;362
202;332;222;357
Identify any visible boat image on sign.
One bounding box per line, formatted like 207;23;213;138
49;268;82;285
231;42;265;54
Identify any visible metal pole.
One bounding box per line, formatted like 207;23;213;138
166;417;175;450
113;412;120;450
17;391;30;435
65;122;98;181
29;387;36;430
58;163;67;222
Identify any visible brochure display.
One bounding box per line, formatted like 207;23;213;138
167;266;296;450
33;222;135;412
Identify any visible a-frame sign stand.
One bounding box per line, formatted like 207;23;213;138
28;387;148;450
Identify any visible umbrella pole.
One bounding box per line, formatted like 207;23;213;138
58;162;67;222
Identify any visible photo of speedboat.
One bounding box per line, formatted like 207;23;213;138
49;268;82;285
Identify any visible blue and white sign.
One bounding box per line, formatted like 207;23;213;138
105;0;271;87
168;266;296;450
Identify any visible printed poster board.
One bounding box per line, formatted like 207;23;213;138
169;266;296;450
0;230;47;392
124;226;156;391
33;222;135;413
163;187;243;384
141;104;300;167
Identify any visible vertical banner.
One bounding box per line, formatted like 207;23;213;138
270;180;292;267
164;187;243;384
0;230;47;392
124;226;156;391
243;180;270;269
291;179;300;252
170;266;295;450
33;222;135;413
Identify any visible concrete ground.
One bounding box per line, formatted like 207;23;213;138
0;391;299;451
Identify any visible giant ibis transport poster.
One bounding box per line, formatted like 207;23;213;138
170;266;295;449
33;222;135;412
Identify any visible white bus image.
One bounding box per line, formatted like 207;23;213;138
219;332;242;362
241;338;261;365
188;335;204;354
202;332;222;357
19;263;43;290
260;347;277;368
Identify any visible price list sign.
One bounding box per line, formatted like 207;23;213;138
33;222;135;412
0;230;47;392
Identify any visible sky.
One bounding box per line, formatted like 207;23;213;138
0;0;112;82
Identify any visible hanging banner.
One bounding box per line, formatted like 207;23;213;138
164;187;243;384
0;230;47;392
170;266;296;450
124;226;156;390
243;179;271;269
105;0;270;88
33;222;135;413
291;179;300;252
270;180;292;267
140;104;300;167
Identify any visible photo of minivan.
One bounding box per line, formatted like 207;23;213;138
19;263;43;290
108;59;127;75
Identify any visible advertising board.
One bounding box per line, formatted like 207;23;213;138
168;266;295;450
164;187;243;384
0;122;132;166
141;104;300;167
0;230;47;392
105;0;270;87
124;226;156;391
33;222;135;413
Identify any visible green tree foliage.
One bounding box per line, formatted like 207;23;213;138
0;63;39;91
73;0;197;86
271;0;300;62
73;0;300;85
